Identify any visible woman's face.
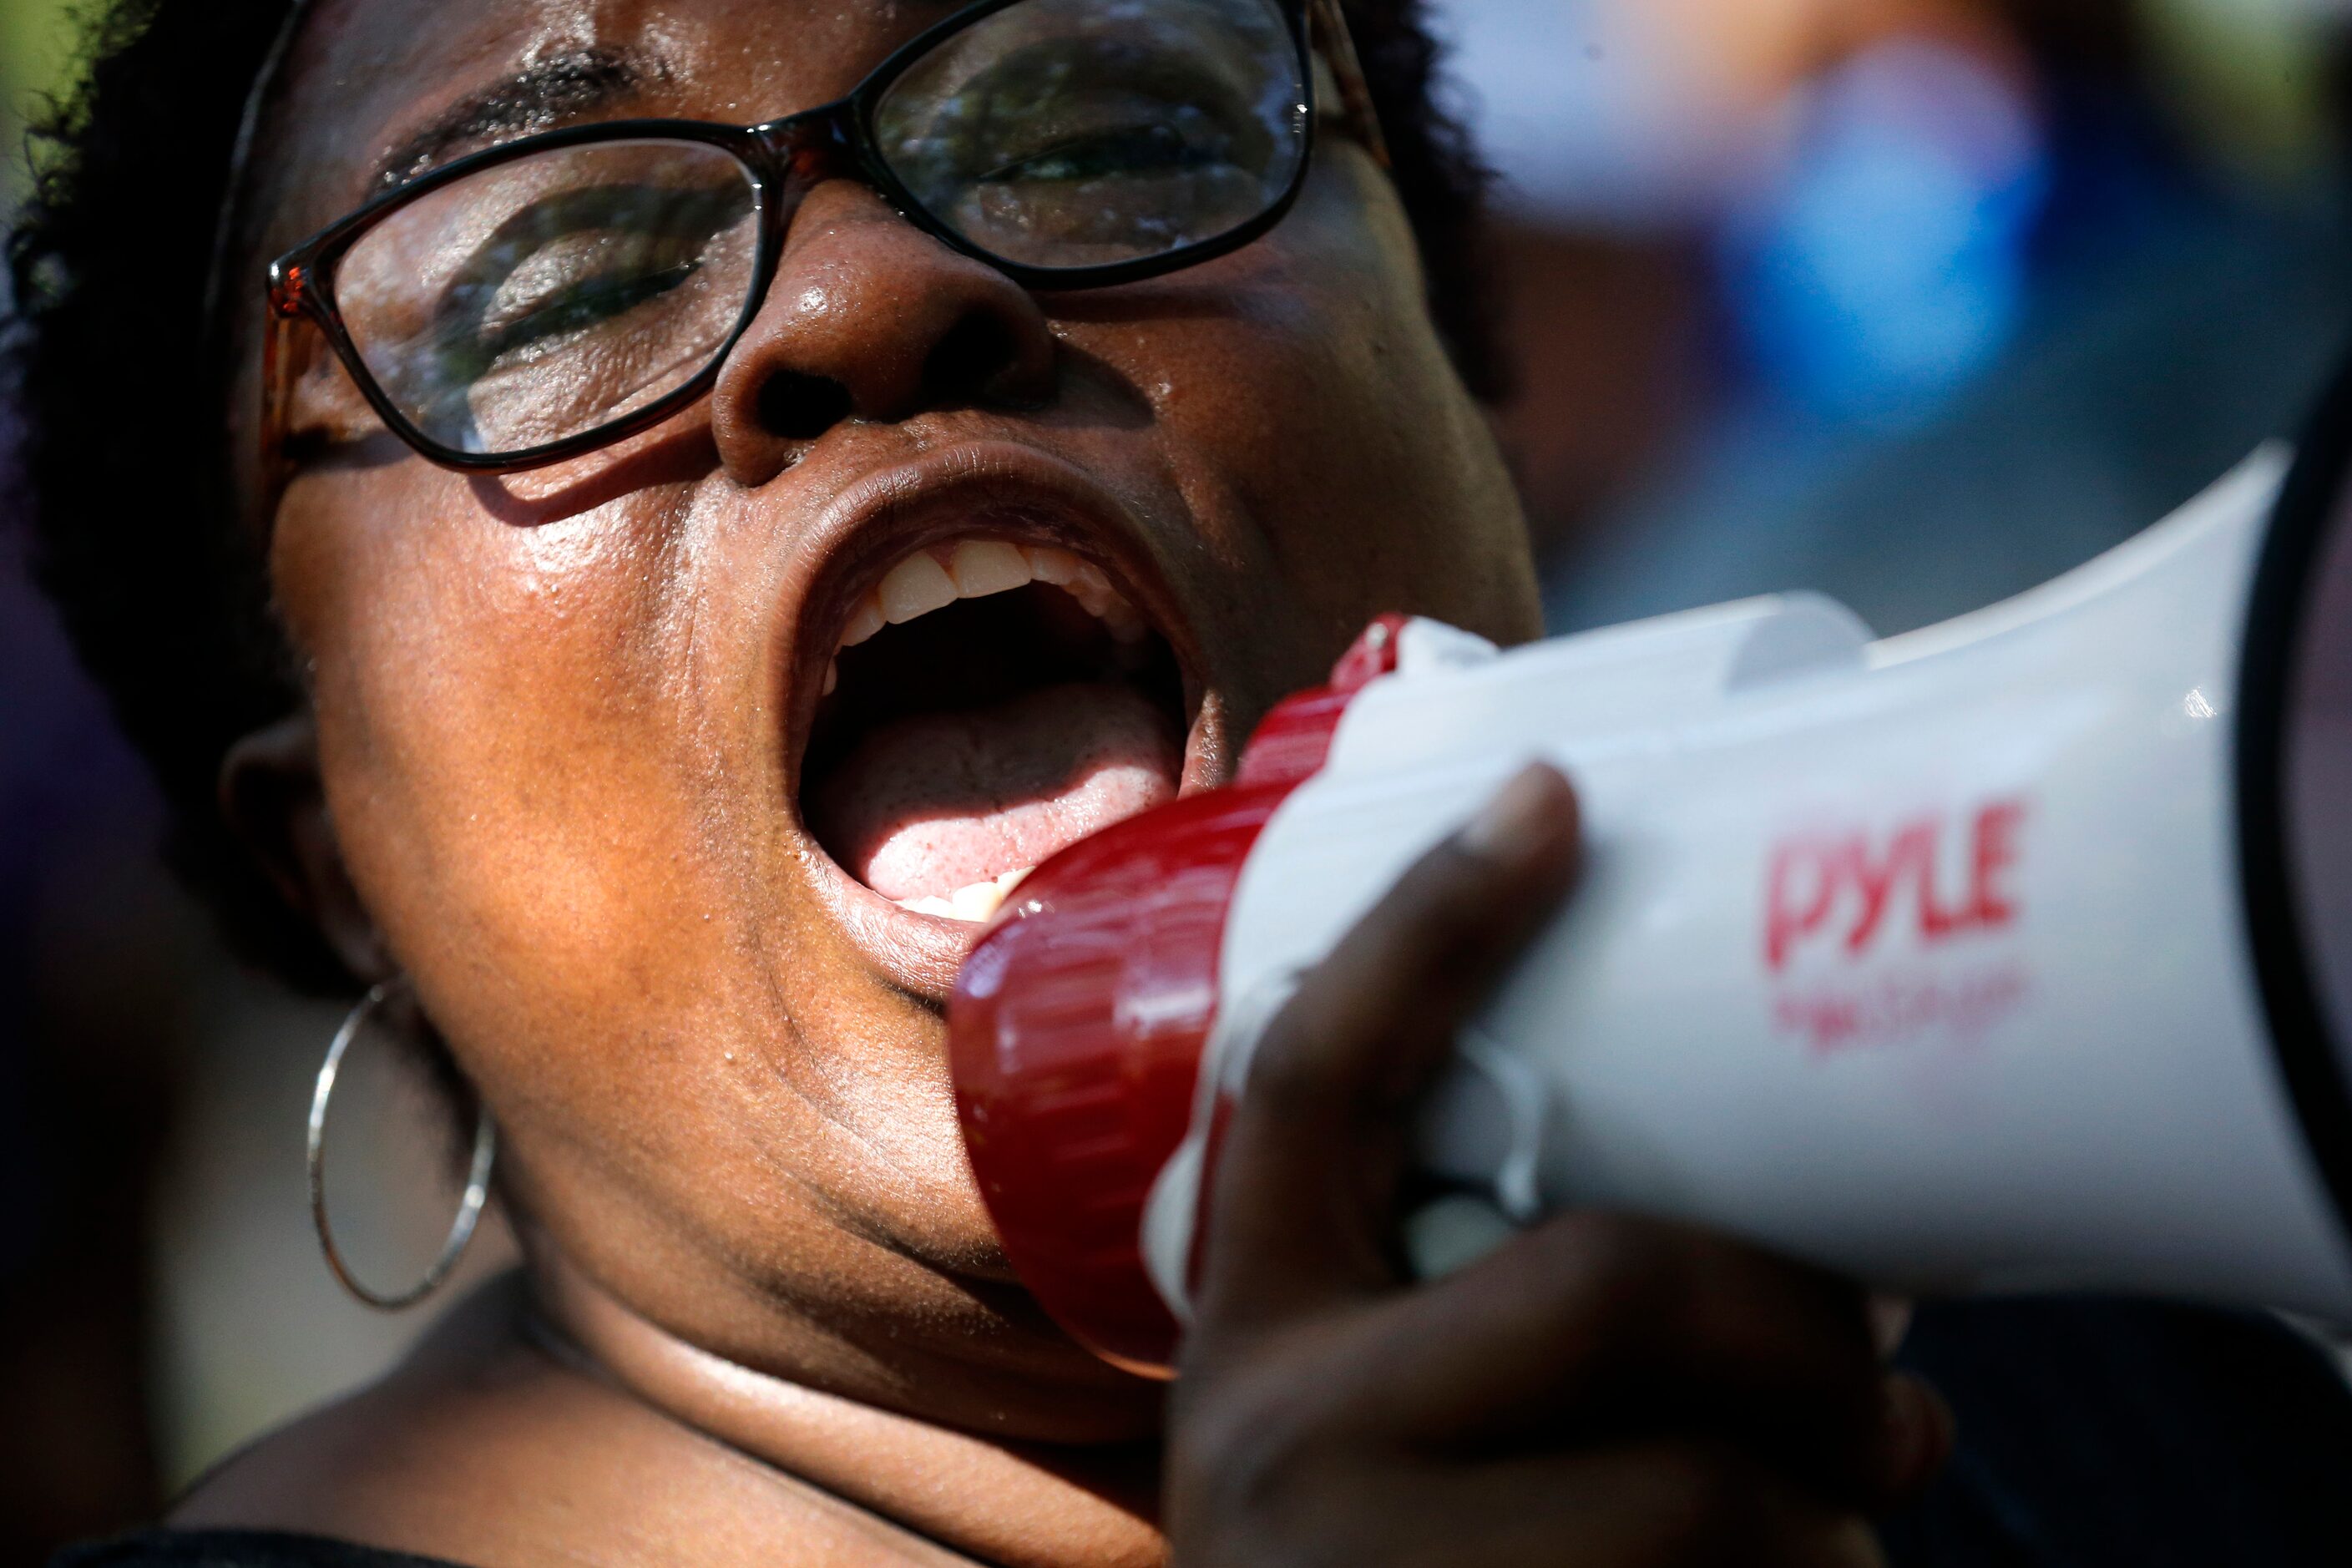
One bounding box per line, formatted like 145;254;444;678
237;0;1537;1439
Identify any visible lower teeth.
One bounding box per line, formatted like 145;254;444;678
897;866;1033;923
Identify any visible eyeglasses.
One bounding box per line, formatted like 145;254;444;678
261;0;1386;477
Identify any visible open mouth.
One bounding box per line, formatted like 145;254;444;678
801;534;1189;925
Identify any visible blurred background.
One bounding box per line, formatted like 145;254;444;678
2;0;2348;1560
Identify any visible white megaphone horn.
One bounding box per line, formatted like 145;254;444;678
948;357;2352;1378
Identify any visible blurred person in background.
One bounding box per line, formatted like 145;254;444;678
3;2;2350;1566
1455;0;2352;635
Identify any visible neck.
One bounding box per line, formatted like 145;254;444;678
532;1248;1168;1568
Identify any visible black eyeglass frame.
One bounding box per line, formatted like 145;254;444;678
262;0;1388;477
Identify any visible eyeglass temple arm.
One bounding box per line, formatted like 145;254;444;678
1309;0;1392;169
259;265;311;490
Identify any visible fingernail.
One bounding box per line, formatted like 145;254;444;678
1875;1375;1955;1495
1869;1292;1914;1358
1459;764;1568;865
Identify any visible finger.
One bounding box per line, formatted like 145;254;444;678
1197;764;1580;1320
1416;1444;1889;1568
1186;1440;1884;1568
1360;1214;1952;1510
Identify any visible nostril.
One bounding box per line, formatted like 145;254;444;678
923;313;1019;406
757;370;855;440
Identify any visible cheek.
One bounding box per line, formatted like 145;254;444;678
1078;153;1537;643
274;471;736;1058
269;468;986;1252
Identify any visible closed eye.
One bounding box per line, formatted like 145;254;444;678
978;122;1223;184
431;181;751;373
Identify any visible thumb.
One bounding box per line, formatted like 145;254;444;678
1192;763;1581;1332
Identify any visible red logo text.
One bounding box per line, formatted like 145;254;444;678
1765;798;2026;973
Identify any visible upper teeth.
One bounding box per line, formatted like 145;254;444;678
837;539;1149;660
822;542;1147;922
898;866;1033;923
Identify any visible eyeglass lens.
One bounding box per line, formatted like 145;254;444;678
329;0;1307;460
873;0;1306;270
336;141;760;457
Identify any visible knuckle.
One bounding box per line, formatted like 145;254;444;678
1347;840;1521;977
1242;1013;1343;1114
1168;1425;1367;1568
1171;1371;1324;1521
1634;1444;1778;1567
1631;1444;1874;1568
1237;999;1397;1130
1668;1444;1766;1524
1536;1213;1683;1340
1813;1519;1892;1568
1383;852;1509;961
1170;1327;1397;1568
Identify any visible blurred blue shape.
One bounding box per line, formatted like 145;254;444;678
1547;180;2352;639
1718;39;2051;430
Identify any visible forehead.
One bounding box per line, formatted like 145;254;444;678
255;0;953;242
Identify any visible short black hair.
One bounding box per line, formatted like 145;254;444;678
3;0;1503;993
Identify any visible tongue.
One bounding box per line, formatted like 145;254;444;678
811;680;1181;903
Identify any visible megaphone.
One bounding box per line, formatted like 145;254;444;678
948;366;2352;1378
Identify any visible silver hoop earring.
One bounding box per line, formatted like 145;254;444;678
306;981;498;1310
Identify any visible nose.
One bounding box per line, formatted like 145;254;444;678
709;181;1060;485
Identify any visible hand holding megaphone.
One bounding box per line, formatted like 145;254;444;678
1161;763;1946;1566
951;364;2352;1375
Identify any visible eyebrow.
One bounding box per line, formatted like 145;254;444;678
371;45;661;190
